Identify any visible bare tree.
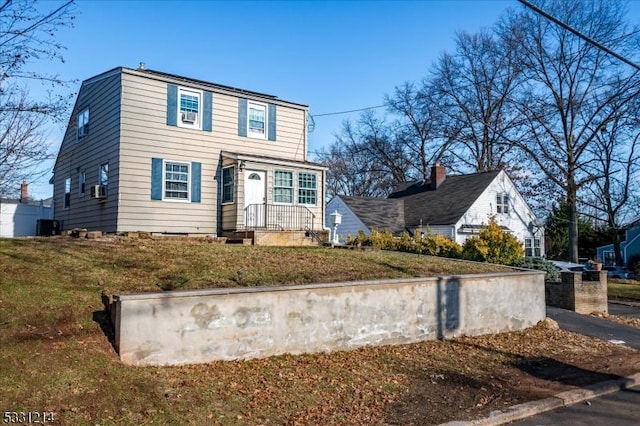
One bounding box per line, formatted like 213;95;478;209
317;113;411;198
384;82;454;180
316;134;395;199
431;29;523;174
501;0;640;262
580;113;640;264
0;0;75;197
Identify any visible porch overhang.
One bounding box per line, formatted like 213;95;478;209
221;151;327;171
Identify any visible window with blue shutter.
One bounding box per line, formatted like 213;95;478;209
168;84;211;131
239;98;277;140
151;158;200;202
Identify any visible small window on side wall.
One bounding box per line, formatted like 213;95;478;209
78;171;86;196
496;193;510;214
99;163;109;186
64;177;71;208
222;166;235;203
77;108;89;139
525;238;541;257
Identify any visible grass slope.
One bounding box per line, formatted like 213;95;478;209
2;237;639;425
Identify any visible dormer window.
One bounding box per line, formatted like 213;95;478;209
77;108;89;139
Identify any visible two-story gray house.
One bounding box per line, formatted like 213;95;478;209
52;66;326;243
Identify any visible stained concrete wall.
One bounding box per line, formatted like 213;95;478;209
113;271;545;366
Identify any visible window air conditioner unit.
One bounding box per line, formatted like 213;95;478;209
91;185;107;199
181;111;197;123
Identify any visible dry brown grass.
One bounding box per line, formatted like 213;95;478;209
1;237;639;425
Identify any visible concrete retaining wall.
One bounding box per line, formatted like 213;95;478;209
113;271;545;366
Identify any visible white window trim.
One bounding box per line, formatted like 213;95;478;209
221;166;235;205
78;171;86;197
496;193;510;215
273;169;293;204
77;108;89;140
247;101;267;140
162;159;191;202
177;87;202;130
524;237;541;257
297;172;317;206
99;162;109;186
64;177;71;208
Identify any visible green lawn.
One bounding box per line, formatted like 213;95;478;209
608;278;640;302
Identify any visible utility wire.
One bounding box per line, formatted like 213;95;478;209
518;0;640;71
311;104;386;118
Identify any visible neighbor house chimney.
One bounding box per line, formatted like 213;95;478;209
430;162;446;189
20;180;28;203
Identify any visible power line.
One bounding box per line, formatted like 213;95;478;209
311;104;386;118
518;0;640;72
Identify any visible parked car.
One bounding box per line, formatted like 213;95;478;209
549;260;586;273
602;266;636;280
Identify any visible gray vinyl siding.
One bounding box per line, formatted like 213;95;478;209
52;71;122;232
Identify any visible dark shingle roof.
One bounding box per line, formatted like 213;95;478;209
389;170;501;226
339;196;406;235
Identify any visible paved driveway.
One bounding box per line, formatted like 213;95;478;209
547;305;640;350
609;301;640;320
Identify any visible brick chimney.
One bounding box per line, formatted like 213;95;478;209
430;162;446;189
20;180;28;203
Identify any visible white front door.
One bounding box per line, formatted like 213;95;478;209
244;170;266;227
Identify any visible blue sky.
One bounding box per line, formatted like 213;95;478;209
26;0;639;199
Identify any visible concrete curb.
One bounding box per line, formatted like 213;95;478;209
439;372;640;426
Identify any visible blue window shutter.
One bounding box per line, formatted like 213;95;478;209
202;91;213;132
268;103;277;141
151;158;163;200
167;85;178;126
238;98;247;137
191;162;201;203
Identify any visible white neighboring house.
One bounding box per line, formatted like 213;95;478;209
325;164;544;257
0;182;53;237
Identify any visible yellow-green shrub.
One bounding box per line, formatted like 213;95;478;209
462;217;524;265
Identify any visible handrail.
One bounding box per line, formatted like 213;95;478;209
243;203;316;231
